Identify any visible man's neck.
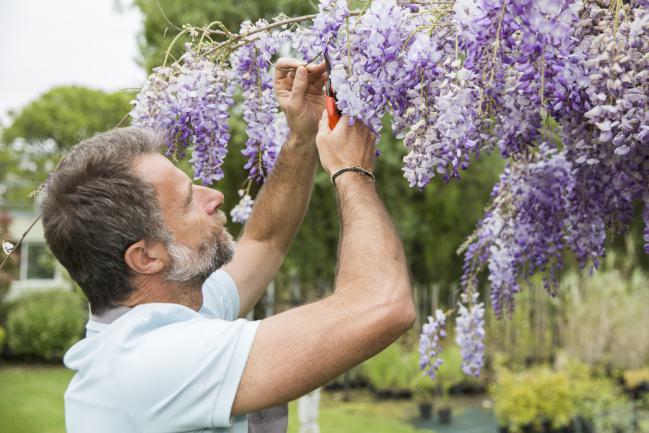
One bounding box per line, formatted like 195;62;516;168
122;276;203;311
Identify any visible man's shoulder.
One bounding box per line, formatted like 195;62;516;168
65;303;213;368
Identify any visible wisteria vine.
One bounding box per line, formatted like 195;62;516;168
125;0;649;381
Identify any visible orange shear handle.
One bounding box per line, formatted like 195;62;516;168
326;96;341;130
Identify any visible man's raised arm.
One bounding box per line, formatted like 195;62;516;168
223;59;328;317
231;112;415;415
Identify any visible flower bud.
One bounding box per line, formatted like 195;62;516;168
2;241;15;256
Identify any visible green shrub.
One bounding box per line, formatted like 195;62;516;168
492;360;639;433
0;325;5;352
361;340;426;392
362;343;405;391
406;343;470;402
623;367;649;389
561;250;649;369
567;361;635;433
490;367;573;433
7;290;86;361
436;345;464;396
410;368;436;401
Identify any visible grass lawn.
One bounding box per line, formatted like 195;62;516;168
288;391;430;433
0;365;429;433
0;364;73;433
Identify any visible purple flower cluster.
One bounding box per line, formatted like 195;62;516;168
463;146;577;316
328;0;413;133
130;44;234;184
455;292;485;377
419;309;447;380
454;2;649;324
230;192;254;224
231;20;290;183
130;1;649;372
403;64;483;186
293;0;349;60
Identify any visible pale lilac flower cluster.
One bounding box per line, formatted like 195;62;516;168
418;309;446;380
402;65;482;186
455;292;485;377
329;0;412;133
292;0;348;60
130;44;234;184
390;31;445;138
129;2;649;363
230;193;254;224
231;21;289;183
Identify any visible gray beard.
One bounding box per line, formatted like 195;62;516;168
164;230;235;287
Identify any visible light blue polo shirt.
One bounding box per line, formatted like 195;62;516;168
63;270;260;433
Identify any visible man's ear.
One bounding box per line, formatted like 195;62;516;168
124;240;167;275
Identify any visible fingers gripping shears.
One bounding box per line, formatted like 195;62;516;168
324;51;342;130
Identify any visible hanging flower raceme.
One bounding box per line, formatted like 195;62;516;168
418;309;447;380
130;44;235;185
230;190;255;224
231;20;290;183
455;292;485;377
329;0;415;133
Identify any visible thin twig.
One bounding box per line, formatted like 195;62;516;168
156;1;183;32
114;111;131;129
203;13;318;57
202;10;362;59
0;214;42;270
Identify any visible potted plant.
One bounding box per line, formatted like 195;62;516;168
411;368;436;420
435;345;464;424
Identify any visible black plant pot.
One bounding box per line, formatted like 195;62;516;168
438;407;452;424
418;402;433;420
374;389;393;400
557;422;576;433
542;419;552;433
521;423;536;433
576;418;595;433
394;389;413;400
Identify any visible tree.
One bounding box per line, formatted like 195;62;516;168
0;86;134;206
2;86;134;150
134;0;316;73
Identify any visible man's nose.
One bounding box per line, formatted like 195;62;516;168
198;186;224;215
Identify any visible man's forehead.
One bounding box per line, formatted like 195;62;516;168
132;153;186;188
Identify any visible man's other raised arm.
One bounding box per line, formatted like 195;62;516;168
231;113;415;415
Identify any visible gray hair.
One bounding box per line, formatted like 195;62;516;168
42;127;168;315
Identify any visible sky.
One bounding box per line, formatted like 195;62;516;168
0;0;145;125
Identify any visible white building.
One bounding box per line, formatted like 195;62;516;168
4;209;72;301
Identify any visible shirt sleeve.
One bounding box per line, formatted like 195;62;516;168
200;269;241;321
115;314;260;433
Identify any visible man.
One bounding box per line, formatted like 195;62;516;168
42;58;415;433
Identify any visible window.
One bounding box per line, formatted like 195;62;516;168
24;243;56;280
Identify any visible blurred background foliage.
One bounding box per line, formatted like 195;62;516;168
0;86;134;207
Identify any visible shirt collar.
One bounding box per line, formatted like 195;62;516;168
88;305;132;324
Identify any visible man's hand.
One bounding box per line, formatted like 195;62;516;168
316;112;376;175
274;58;328;144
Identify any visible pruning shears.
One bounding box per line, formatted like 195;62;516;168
324;51;342;130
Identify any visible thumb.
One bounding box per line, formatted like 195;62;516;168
290;66;308;100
